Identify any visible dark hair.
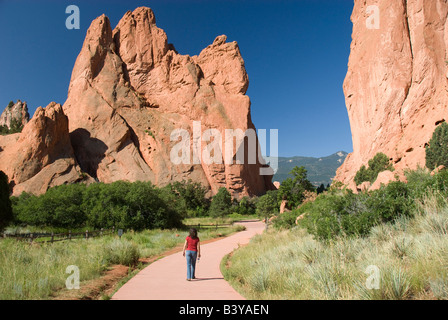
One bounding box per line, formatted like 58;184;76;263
189;228;198;239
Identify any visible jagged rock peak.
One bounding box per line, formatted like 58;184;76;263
0;100;30;129
0;102;91;196
0;7;274;197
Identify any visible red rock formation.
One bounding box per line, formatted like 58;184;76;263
0;7;273;197
335;0;448;186
62;7;274;197
0;102;91;195
369;170;398;191
0;100;30;129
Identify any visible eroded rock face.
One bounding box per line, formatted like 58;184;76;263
335;0;448;186
62;7;274;197
0;100;30;129
0;102;91;195
0;7;273;197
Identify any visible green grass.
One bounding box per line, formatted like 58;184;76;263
0;236;117;300
0;217;245;300
184;214;258;226
222;193;448;300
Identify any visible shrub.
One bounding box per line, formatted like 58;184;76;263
105;239;140;266
125;181;182;230
366;181;414;223
354;152;394;185
164;180;210;217
299;191;364;240
426;122;448;170
82;181;182;230
234;196;256;216
12;181;184;231
405;168;448;203
0;171;13;232
0;125;9;135
14;184;87;228
275;180;414;240
209;187;232;218
0;116;24;135
273;200;314;229
354;165;371;185
255;190;279;220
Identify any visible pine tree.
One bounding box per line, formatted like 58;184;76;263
354;165;371;185
317;184;326;194
426;122;448;170
278;166;315;207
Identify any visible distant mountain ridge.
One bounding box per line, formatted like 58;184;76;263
271;151;348;187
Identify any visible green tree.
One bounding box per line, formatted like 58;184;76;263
0;171;13;232
125;181;181;230
426;122;448;170
278;166;315;208
255;190;278;220
354;165;371;185
209;187;232;218
235;196;256;215
166;180;210;217
236;196;249;215
13;180;184;231
368;152;393;177
14;184;87;228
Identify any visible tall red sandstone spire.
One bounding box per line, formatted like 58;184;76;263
62;7;274;197
335;0;448;187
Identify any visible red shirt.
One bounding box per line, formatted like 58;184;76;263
186;236;200;251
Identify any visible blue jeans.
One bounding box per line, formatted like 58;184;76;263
186;250;197;279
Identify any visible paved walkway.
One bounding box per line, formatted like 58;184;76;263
112;220;265;300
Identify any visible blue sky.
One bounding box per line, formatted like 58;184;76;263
0;0;354;157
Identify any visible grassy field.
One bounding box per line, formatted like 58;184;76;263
222;193;448;300
0;219;245;300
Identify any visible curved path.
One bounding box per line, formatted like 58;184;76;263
111;220;265;300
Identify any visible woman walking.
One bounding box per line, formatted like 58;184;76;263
182;228;201;281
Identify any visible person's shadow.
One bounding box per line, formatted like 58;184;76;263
193;277;224;281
